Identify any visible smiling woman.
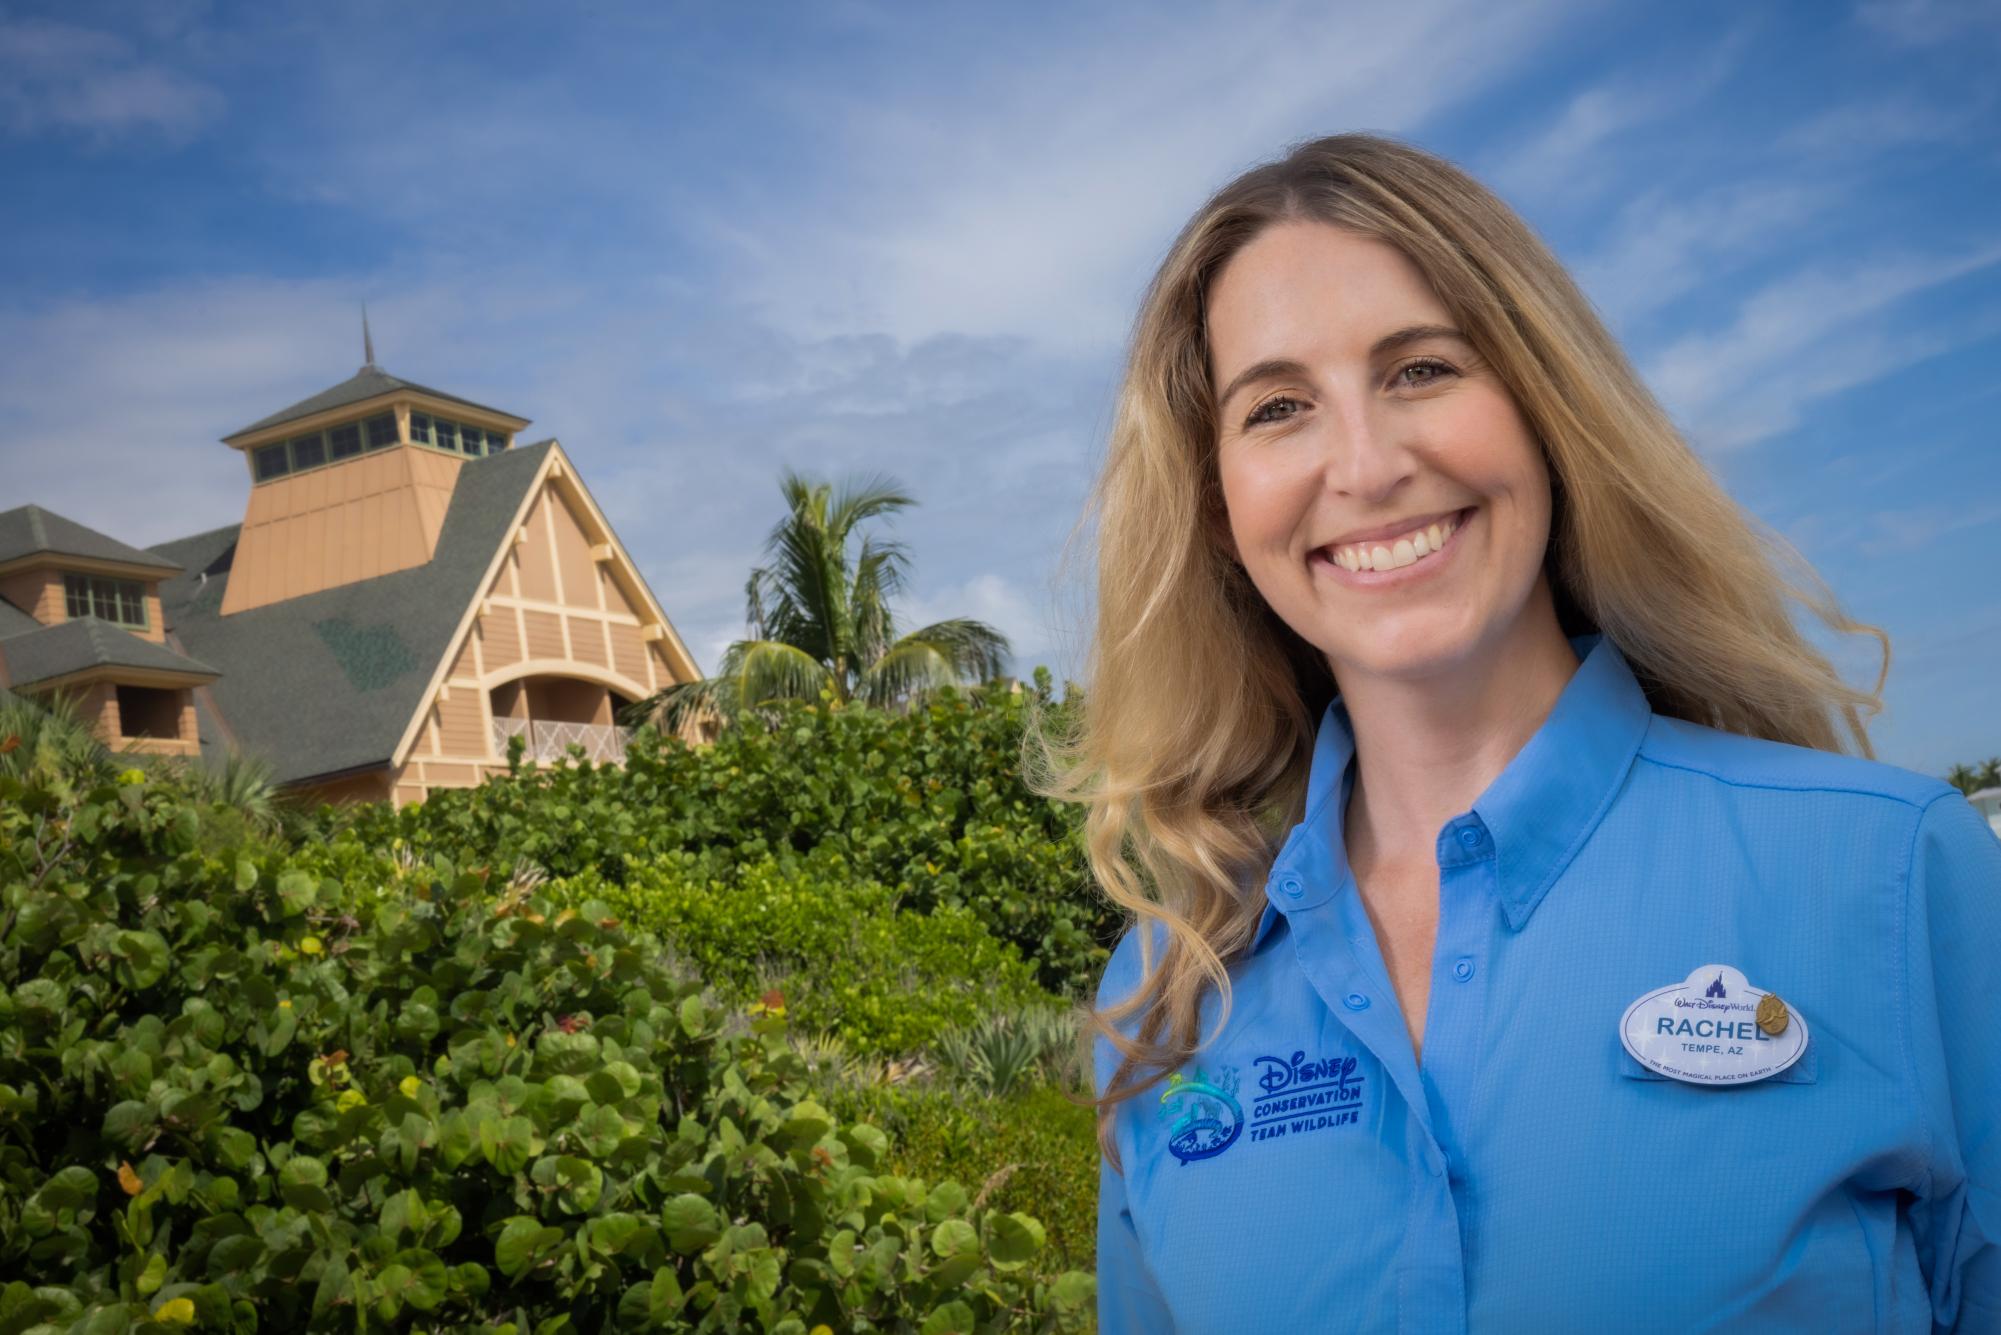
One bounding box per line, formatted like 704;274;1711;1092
1024;133;2001;1332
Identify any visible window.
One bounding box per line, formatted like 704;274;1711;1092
328;423;362;460
255;442;290;480
365;413;397;449
115;685;182;740
290;432;326;470
64;573;147;629
433;418;460;452
409;412;433;446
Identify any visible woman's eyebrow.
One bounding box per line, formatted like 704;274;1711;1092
1215;324;1469;409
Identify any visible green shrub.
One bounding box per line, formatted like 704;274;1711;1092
329;677;1114;996
550;852;1053;1059
0;738;1093;1331
826;1083;1100;1276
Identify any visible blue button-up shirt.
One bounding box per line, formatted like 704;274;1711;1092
1094;632;2001;1333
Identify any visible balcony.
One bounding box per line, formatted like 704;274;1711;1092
493;716;633;765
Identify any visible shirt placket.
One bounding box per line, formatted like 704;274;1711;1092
1273;824;1473;1335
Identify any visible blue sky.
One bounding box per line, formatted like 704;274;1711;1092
2;0;1998;776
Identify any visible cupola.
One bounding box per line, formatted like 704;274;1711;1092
214;330;530;615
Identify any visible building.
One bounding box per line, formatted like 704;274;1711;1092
0;354;702;808
1968;787;2001;838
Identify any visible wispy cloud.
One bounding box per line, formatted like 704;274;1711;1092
1643;239;2001;450
1480;23;1757;212
708;0;1576;350
0;18;220;142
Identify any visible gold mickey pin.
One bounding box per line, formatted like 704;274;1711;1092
1756;992;1790;1037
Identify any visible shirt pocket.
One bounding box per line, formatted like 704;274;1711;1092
1614;1036;1818;1084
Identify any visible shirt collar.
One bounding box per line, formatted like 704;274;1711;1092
1251;631;1652;950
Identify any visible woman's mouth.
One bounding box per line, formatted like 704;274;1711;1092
1309;506;1475;584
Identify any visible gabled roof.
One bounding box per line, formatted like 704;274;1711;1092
0;504;183;572
150;439;555;787
225;364;525;440
0;615;220;689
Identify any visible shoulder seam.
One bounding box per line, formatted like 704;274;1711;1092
1633;750;1940;810
1902;792;1952;1206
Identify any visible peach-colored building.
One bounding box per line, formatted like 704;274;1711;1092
0;358;704;809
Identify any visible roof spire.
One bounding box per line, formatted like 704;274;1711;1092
361;303;377;370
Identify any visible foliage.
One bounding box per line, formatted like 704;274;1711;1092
329;673;1113;997
548;853;1051;1058
0;735;1094;1332
630;470;1011;731
931;1009;1082;1103
1946;757;2001;795
823;1083;1100;1277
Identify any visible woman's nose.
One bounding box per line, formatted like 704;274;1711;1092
1316;399;1414;502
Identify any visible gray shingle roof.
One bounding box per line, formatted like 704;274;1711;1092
226;364;524;439
0;595;41;639
150;439;554;787
0;504;184;572
0;615;220;689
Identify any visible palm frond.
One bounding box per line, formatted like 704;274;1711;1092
858;618;1012;708
825;471;915;541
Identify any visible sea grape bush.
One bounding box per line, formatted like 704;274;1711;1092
549;852;1050;1058
0;740;1094;1331
326;675;1114;996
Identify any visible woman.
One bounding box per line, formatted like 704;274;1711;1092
1034;133;2001;1332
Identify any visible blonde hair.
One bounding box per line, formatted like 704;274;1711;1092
1025;132;1888;1168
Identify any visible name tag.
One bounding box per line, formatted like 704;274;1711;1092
1620;963;1808;1085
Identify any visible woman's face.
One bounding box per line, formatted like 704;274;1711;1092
1207;221;1556;685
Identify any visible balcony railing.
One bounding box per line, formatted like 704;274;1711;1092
493;717;633;765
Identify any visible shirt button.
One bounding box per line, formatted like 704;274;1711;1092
1457;826;1484;849
1423;1145;1446;1177
1453;957;1475;982
1277;874;1304;899
1343;992;1370;1011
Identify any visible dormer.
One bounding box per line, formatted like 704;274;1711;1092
216;361;531;615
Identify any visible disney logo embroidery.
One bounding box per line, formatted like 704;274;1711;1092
1159;1069;1244;1165
1255;1049;1360;1096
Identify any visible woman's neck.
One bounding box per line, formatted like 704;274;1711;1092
1337;586;1582;872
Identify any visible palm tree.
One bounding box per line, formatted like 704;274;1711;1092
1977;757;2001;792
1948;764;1980;796
628;468;1012;734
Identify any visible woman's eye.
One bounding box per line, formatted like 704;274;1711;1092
1245;395;1304;428
1396;357;1456;388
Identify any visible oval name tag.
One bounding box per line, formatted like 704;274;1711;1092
1620;963;1808;1085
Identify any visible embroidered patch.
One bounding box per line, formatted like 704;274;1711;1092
1247;1049;1365;1144
1159;1068;1243;1163
1159;1048;1368;1163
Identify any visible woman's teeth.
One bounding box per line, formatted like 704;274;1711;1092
1326;512;1461;573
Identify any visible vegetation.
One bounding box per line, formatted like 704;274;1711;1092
0;707;1097;1332
629;471;1012;734
1945;757;2001;795
336;675;1111;999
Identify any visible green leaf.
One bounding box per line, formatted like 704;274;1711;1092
661;1194;720;1254
110;930;171;990
929;1219;977;1259
920;1300;976;1335
494;1216;564;1281
985;1211;1044;1270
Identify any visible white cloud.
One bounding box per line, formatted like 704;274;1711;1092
0;18;221;141
1854;0;2001;48
707;0;1576;351
1576;179;1841;330
1642;240;2001;451
1480;23;1755;211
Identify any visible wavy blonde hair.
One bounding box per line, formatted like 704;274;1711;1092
1025;132;1889;1168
